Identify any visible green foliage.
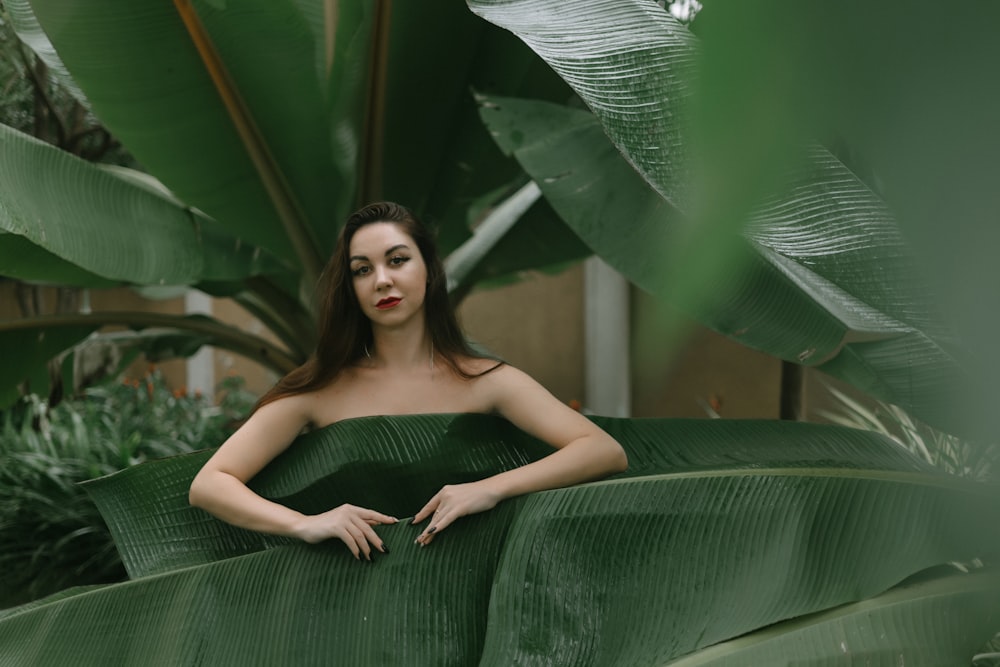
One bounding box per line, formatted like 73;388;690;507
0;8;131;163
0;370;253;607
0;0;590;404
820;384;998;483
1;415;998;664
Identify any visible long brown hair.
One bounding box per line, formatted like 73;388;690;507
254;202;499;412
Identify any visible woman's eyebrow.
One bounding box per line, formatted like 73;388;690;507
350;244;410;263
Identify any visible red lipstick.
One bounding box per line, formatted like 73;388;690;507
376;297;401;310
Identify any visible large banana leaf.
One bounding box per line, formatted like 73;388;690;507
0;0;589;400
11;0;580;273
477;94;969;440
467;0;974;439
0;125;275;286
664;568;1000;666
16;0;328;268
0;232;114;287
682;1;1000;444
1;415;995;665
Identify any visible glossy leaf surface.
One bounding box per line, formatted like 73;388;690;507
1;415;992;665
473;42;969;437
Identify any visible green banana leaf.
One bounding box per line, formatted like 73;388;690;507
0;232;115;287
0;124;280;286
1;415;995;665
16;0;326;266
663;568;1000;666
3;0;89;108
13;0;580;278
477;94;969;440
682;2;1000;443
0;323;98;406
0;0;588;398
467;0;974;439
0;312;300;408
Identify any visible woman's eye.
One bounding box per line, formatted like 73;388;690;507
389;255;410;266
351;265;370;277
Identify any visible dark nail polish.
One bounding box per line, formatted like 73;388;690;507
428;526;436;534
381;543;389;553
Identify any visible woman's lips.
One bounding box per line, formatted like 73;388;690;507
376;297;401;310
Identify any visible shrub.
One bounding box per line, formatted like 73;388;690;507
0;369;254;608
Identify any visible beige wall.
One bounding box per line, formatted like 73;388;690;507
458;266;585;405
629;288;783;419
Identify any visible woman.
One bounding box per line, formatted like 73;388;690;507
189;202;628;560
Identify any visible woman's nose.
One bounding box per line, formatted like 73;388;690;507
374;265;393;288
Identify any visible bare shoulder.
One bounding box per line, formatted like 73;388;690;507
197;390;317;483
255;390;318;427
457;355;506;376
464;360;552;408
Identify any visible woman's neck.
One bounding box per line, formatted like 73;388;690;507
368;325;434;371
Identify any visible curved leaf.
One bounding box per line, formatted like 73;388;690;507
4;0;90;107
0;124;277;285
24;0;339;264
2;415;998;664
97;165;288;283
0;125;198;284
477;92;971;438
481;469;995;664
87;415;950;580
467;0;696;210
0;415;994;665
0;313;299;383
467;0;980;438
664;568;1000;666
0;528;511;666
0;231;116;287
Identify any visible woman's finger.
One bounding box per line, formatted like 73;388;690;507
417;507;456;544
337;527;361;560
355;518;388;554
358;509;398;525
345;523;370;560
429;509;458;535
412;494;440;524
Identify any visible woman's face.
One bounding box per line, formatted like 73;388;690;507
348;222;428;328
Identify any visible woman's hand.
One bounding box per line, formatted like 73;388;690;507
294;504;398;560
412;481;503;546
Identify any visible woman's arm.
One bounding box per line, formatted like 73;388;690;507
413;365;627;544
189;396;397;560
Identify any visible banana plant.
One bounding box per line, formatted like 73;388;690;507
0;0;590;404
0;414;996;664
3;0;991;445
464;0;997;442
